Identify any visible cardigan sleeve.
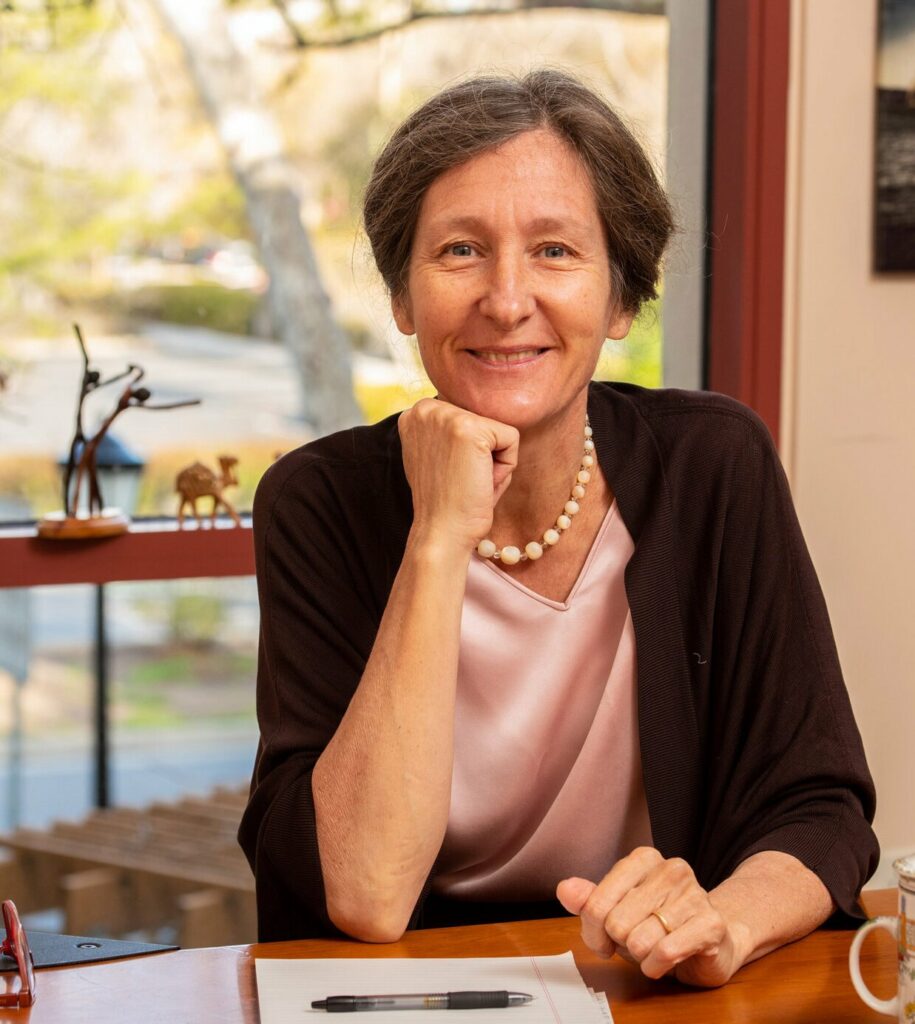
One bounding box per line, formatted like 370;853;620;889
692;412;878;919
237;443;416;941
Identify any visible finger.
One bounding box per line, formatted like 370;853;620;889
487;421;520;467
556;878;616;959
573;851;659;958
603;856;696;946
492;468;514;504
638;907;727;981
591;847;666;907
556;877;595;915
576;848;663;950
622;910;677;965
490;413;520;443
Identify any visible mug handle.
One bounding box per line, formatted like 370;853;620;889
848;916;899;1017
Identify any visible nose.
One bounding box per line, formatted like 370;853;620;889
478;252;536;331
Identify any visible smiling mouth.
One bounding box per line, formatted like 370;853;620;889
469;348;547;365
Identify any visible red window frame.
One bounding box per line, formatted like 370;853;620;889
706;0;790;445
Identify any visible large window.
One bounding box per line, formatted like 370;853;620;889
0;1;671;523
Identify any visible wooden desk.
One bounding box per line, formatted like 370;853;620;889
4;890;897;1023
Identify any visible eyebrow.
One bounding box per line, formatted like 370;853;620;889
421;214;594;237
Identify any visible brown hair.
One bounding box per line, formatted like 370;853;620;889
363;68;674;315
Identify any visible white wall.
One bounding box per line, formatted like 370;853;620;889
782;0;915;884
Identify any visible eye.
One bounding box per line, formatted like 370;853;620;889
448;243;474;257
542;245;567;258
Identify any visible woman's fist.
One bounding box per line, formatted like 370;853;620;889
398;398;519;552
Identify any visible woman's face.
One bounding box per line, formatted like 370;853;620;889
393;129;633;433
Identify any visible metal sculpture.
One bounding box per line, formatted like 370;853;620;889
38;324;200;539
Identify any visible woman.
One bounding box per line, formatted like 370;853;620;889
239;70;877;986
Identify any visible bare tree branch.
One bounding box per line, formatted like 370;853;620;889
269;0;305;48
262;2;664;51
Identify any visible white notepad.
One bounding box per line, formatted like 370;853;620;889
255;951;613;1024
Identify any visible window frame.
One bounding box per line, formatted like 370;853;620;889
706;0;790;445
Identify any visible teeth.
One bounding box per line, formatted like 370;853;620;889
475;350;541;364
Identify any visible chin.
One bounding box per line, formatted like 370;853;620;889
449;385;586;434
451;392;544;429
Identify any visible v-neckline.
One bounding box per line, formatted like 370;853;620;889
474;501;618;611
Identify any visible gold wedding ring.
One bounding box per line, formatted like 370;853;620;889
651;908;673;934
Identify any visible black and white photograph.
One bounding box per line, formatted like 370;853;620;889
875;0;915;271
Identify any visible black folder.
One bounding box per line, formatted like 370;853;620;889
0;931;177;969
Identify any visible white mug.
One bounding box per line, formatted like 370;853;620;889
849;854;915;1022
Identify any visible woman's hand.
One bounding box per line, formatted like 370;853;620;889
398;398;519;551
557;847;745;988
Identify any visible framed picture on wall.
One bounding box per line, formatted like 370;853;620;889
874;0;915;272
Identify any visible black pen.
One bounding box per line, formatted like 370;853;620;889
311;991;534;1012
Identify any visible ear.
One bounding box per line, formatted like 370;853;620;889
607;307;635;341
392;290;415;336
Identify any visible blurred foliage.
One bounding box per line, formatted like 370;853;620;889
355;379;434;424
0;5;112;90
316;99;405;230
0;454;60;518
168;594;226;648
111;283;262;336
595;297;663;388
153;175;251;245
2;172;150;277
0;4;139;286
0;3;251;336
127;654;195;688
116;645;258;728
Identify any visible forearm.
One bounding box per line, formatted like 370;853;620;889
312;529;470;942
710;850;835;972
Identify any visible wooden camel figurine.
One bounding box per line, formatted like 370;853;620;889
176;455;241;528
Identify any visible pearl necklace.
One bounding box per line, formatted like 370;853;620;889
476;416;595;565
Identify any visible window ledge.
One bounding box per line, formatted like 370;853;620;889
0;516;255;588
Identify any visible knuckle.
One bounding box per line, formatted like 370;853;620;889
640;957;668;981
665;857;693;881
602;909;630;946
649;937;690;979
631;846;659;861
658;932;688;961
626;932;653;961
688;891;713;918
413;398;439;423
587;939;614;960
704;913;727;943
580;896;611;931
452;413;480;439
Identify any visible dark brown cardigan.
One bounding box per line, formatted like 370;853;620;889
239;382;878;941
